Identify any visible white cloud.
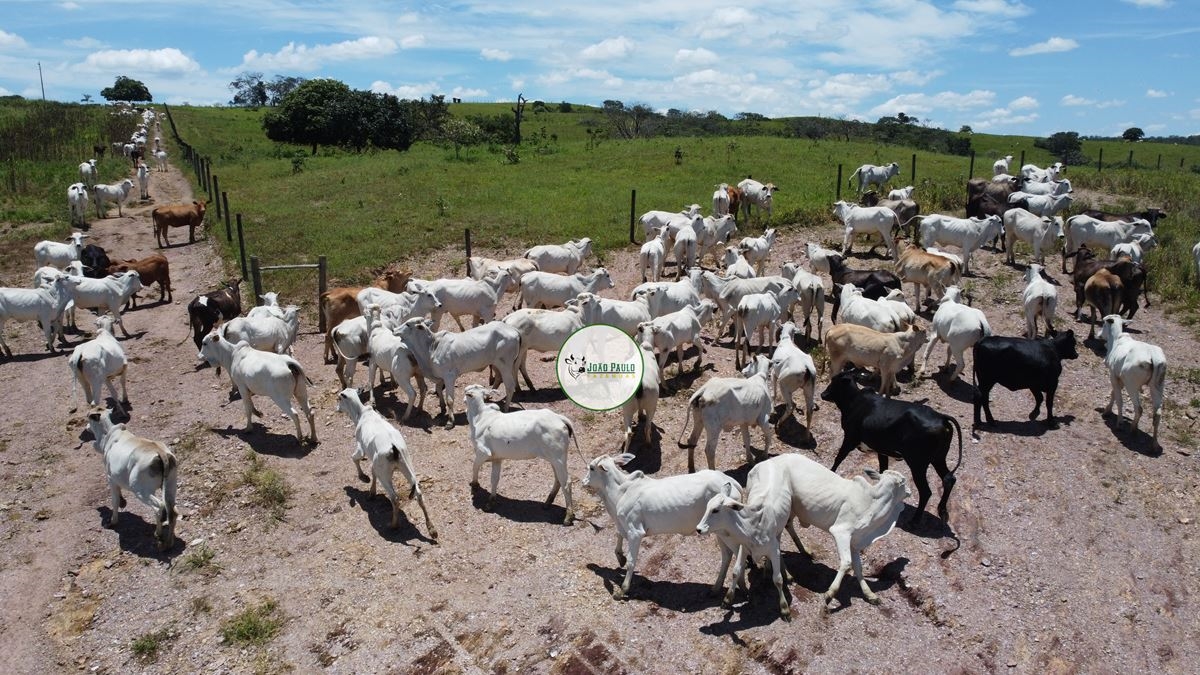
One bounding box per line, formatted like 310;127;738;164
674;48;719;68
1061;94;1124;108
890;70;941;87
449;86;488;99
0;85;10;96
1146;89;1169;98
370;79;441;99
1010;37;1078;56
481;48;511;62
538;67;622;88
0;29;28;50
870;89;996;117
65;37;105;49
81;48;201;74
1122;0;1169;7
1009;95;1038;110
695;8;754;39
951;0;1032;18
239;36;398;72
400;35;425;49
58;1;79;9
579;36;634;61
968;106;1039;131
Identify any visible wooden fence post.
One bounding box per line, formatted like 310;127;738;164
1019;150;1025;168
1157;154;1162;170
629;189;637;244
968;150;975;179
222;192;231;241
212;175;221;219
911;153;917;184
204;158;212;195
836;164;843;201
1098;147;1104;172
464;228;472;266
1128;149;1134;167
236;214;248;283
250;256;262;305
317;256;328;333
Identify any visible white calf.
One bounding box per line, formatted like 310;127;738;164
780;262;826;340
805;241;837;275
738;179;778;222
722;246;756;279
679;355;773;472
34;231;89;268
464;385;577;524
1100;315;1167;445
738;228;777;275
55;271;143;338
888;185;914;201
770;322;817;432
503;305;584;390
576;291;652;337
1004;208;1061;266
68;183;89;226
0;284;68;356
582;453;741;598
917;214;1002;275
92;179;135;218
523;238;593;274
734;287;799;369
1022;264;1058;338
197;332;317;443
1110;233;1157;264
516;268;613;309
136;161;150;200
833;201;900;257
992;155;1013;176
221;305;300;355
920;286;992;380
639;227;670;282
336;389;436;536
635;300;714;373
154;149;168;172
362;305;426;418
68;315;129;415
848;162;900;194
712;184;730;217
85;408;179;550
79;159;98;188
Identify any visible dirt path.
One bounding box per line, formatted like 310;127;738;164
0;163;1197;673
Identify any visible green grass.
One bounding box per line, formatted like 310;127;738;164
242;451;291;522
131;626;173;661
220;598;283;647
178;542;219;575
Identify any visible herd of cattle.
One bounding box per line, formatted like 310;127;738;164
0;149;1182;619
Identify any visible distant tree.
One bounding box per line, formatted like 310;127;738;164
512;94;527;144
1123;127;1145;142
557;101;573;113
1034;130;1089;165
959;125;972;134
602;100;660;139
100;76;152;103
229;72;268;107
262;79;354;154
81;93;92;104
440;118;484;159
736;112;768;122
266;76;307;106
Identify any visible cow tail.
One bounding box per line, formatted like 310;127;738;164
287;360;309;394
1151;357;1167;407
677;393;700;447
847;167;859;189
946;416;964;473
68;352;82;402
565;418;587;465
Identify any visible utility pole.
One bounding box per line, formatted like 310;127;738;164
38;62;45;100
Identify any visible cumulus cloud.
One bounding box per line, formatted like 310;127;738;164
1009;95;1038;110
968;106;1039;131
58;1;80;8
951;0;1031;17
1122;0;1169;6
81;48;201;74
0;85;10;96
890;70;941;87
1146;88;1169;98
538;67;622;88
579;36;634;61
0;29;28;50
674;48;719;68
400;35;425;49
696;8;754;39
239;36;398;72
370;79;442;99
481;48;511;62
1061;94;1124;108
1010;36;1078;56
870;89;996;117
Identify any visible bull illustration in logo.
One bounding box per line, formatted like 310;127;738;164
563;354;588;380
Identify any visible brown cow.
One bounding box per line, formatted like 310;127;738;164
725;185;742;223
152;200;207;247
320;267;412;363
108;254;171;308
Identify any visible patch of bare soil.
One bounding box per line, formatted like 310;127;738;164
0;167;1197;674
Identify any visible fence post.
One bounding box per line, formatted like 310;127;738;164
911;153;917;184
836;164;843;201
223;189;231;241
1098;147;1104;172
1157;154;1162;170
968;150;975;178
250;256;262;305
629;189;637;244
464;228;472;265
317;256;328;334
212;175;221;219
1182;157;1186;169
236;214;248;283
1019;150;1025;168
1128;149;1134;167
204;158;212;195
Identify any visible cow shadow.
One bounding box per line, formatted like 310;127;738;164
661;361;710;396
897;507;958;544
930;372;977;403
468;483;573;525
974;414;1075;438
512;386;567;405
342;486;439;546
0;350;62;365
1096;409;1163;457
95;506;185;560
211;426;316;458
773;407;818;451
621;426;663;474
585;563;728;614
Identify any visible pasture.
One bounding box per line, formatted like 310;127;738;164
1;100;1199;672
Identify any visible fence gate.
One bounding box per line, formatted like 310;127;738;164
249;255;329;332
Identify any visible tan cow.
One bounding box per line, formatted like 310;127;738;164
825;323;928;397
152;200;207;247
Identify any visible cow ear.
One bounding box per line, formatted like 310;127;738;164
863;468;881;480
615;453;635;466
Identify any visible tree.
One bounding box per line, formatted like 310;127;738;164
1123;127;1145;142
1034;130;1089;165
266;75;306;106
263;78;355;155
80;93;92;104
602;100;661;139
229;72;268;107
440;118;484;159
959;125;973;134
100;76;152;103
512;94;527;144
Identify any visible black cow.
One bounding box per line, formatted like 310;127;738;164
187;278;243;350
972;331;1078;429
821;371;963;522
827;254;901;323
80;244;111;279
1079;207;1168;228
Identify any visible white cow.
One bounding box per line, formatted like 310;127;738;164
1100;315;1167;445
582;453;741;598
737;179;778;222
523;238;593;274
67;183;90;227
887;185;914;201
696;455;910;616
678;355;773;472
848;162;901;194
920;286;992;380
1022;264;1058;338
503;305;584;390
780;262;826;341
738;228;777;275
517;268;613;309
68;314;129;415
79;159;98;188
463;385;577;524
639;227;670;283
92;179;135;218
992;154;1014;176
770;322;817;433
1062;215;1153;273
1003;208;1062;266
833;201;900;257
621;341;661;450
335;389;437;536
917;214;1002;275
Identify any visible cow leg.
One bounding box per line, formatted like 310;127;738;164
920;336;940;377
768;542;790;620
239;388;256;431
518;353;535;391
711;538;735;595
552;459;574;525
614;533;627;568
616;530;644;598
107;483;122;526
741;424;754;465
706;429;720;470
932;455;956;522
1027;389;1045;421
1126;381;1143;435
823;528;853;607
470;448;486;490
1107;375;1122;425
784;519;810;558
830;437;859;472
759;414;771;459
852;548;880;605
486;460;503;509
910;461;934;519
973;381;996;425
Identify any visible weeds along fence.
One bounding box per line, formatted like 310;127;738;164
162;103;328;330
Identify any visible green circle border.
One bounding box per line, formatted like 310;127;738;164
555;323;645;412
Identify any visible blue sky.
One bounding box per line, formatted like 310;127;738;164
1;0;1196;137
